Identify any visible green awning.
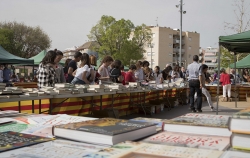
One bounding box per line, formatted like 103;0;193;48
29;50;65;65
0;45;34;65
229;54;250;68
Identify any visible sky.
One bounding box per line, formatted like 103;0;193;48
0;0;240;51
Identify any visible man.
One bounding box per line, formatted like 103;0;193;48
186;55;202;113
3;64;11;83
179;67;186;80
67;51;82;83
230;69;240;84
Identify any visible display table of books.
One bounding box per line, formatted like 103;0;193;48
0;109;250;157
0;83;187;117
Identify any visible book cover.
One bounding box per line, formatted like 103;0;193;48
130;117;164;131
142;131;230;151
122;143;223;158
54;118;156;136
233;108;250;119
0;139;106;158
14;114;53;125
0;131;54;152
83;141;144;158
164;113;230;128
0;123;33;133
0;118;14;125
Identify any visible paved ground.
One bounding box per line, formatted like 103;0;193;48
120;100;250;120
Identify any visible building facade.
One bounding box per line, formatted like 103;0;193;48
144;26;200;69
201;47;218;71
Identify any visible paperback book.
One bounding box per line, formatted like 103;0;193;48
130;117;164;131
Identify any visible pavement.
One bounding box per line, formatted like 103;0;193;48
120;100;250;120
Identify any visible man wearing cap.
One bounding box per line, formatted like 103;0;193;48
186;55;202;113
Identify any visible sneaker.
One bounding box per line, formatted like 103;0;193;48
197;109;202;113
191;109;197;113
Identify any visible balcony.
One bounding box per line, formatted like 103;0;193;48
173;39;185;45
173;48;185;53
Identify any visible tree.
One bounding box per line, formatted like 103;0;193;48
0;21;51;58
88;15;152;66
0;28;15;52
222;0;250;66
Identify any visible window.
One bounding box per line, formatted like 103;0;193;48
169;44;172;48
169;34;172;38
189;37;192;41
147;52;155;56
152;33;155;38
205;60;212;63
189;46;192;50
148;43;154;48
173;54;176;57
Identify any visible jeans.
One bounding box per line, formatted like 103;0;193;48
195;87;213;107
223;84;231;97
189;80;202;110
71;77;86;84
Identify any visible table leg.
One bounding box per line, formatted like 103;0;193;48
32;100;35;113
39;99;41;114
18;101;21;113
49;99;52;115
100;95;102;110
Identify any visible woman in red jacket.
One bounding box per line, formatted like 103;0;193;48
220;68;231;102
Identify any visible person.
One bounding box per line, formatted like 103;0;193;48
36;50;57;88
230;69;240;84
144;67;153;82
213;71;218;83
186;55;202;113
0;65;3;83
135;61;144;81
10;74;18;82
200;64;214;111
71;53;93;84
142;60;150;68
154;66;163;84
110;60;124;83
63;58;72;82
54;49;66;83
125;65;136;84
98;56;114;81
67;51;82;83
171;66;180;82
120;65;126;85
220;68;231;102
162;65;172;80
3;64;11;83
242;69;250;82
179;67;186;80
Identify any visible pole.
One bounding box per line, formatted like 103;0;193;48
216;44;221;115
179;0;183;66
234;52;237;108
151;45;153;69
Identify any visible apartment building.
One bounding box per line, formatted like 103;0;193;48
144;26;200;69
201;47;218;71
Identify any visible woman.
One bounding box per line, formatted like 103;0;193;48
220;68;231;102
71;53;93;84
120;65;126;85
54;49;66;83
37;50;57;88
64;58;72;82
144;67;153;82
242;69;250;82
110;60;124;83
135;61;144;81
125;65;136;84
98;56;114;81
162;65;172;80
171;66;180;82
154;66;163;84
200;64;214;111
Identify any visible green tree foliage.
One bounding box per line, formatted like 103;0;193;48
88;15;152;66
0;21;51;58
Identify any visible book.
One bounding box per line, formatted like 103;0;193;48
0;110;19;117
231;133;250;151
53;118;157;145
130;117;164;131
220;150;250;158
89;85;105;89
55;83;75;88
0;131;54;152
232;107;250;119
121;143;224;158
13;114;52;124
0;123;33;133
163;113;231;136
83;141;144;158
229;117;250;134
142;131;230;151
0;139;107;158
0;118;15;125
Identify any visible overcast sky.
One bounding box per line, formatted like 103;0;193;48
0;0;241;51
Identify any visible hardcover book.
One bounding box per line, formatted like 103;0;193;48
232;107;250;119
142;131;230;151
0;131;53;152
0;139;107;158
53;118;157;145
130;117;164;131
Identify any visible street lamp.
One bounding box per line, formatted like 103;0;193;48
176;0;186;66
148;43;154;69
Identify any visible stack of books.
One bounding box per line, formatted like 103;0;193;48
88;85;105;93
0;83;6;91
229;107;250;151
